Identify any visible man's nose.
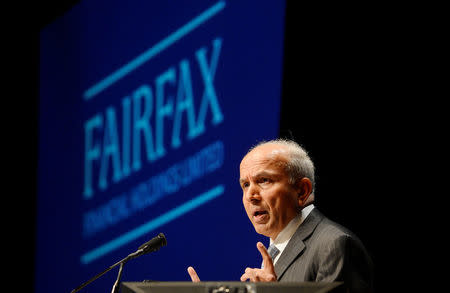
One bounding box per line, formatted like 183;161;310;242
245;183;261;202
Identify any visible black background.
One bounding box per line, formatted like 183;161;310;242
5;1;434;292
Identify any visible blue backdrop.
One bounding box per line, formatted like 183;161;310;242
37;1;285;292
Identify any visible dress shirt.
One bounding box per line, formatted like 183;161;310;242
270;204;315;264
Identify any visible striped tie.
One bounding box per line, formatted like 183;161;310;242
262;244;280;268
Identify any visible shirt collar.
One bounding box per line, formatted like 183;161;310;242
269;204;315;264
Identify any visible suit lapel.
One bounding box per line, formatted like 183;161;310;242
274;208;324;280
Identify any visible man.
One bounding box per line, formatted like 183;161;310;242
188;139;373;292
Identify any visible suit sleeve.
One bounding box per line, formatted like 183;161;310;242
315;234;373;293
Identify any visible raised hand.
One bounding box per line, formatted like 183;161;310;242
187;266;201;282
240;242;277;282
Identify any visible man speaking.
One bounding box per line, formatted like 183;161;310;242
188;139;373;292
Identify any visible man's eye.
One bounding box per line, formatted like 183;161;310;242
242;182;249;188
260;178;270;184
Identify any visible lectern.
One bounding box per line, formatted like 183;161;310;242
121;281;344;293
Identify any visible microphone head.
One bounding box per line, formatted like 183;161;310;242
138;233;167;253
156;233;167;247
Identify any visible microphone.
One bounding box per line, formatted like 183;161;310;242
138;233;167;254
71;232;167;293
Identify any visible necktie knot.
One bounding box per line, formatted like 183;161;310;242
268;244;280;261
262;244;280;268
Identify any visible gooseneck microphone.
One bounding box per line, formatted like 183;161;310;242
138;233;167;255
70;233;167;293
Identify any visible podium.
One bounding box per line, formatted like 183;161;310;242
121;281;344;293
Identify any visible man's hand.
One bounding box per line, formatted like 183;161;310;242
187;266;201;282
240;242;277;282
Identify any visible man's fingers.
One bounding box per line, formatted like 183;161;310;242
256;242;273;269
240;268;257;282
240;272;249;282
187;266;201;282
240;267;275;282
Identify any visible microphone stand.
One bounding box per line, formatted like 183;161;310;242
111;262;125;293
71;233;166;293
70;249;143;293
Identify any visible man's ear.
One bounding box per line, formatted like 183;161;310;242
297;177;312;207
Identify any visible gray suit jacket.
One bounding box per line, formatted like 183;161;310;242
274;208;374;293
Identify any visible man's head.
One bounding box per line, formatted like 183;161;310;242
239;139;315;239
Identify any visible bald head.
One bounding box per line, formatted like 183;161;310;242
244;139;316;195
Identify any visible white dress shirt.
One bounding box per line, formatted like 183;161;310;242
270;204;315;264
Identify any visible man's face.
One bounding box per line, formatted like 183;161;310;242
239;144;300;240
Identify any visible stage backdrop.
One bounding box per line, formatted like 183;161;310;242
37;1;285;292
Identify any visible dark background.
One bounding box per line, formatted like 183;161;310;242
6;1;430;292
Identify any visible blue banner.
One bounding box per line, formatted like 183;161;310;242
37;1;285;292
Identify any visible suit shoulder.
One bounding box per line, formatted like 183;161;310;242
317;217;353;237
313;216;365;250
